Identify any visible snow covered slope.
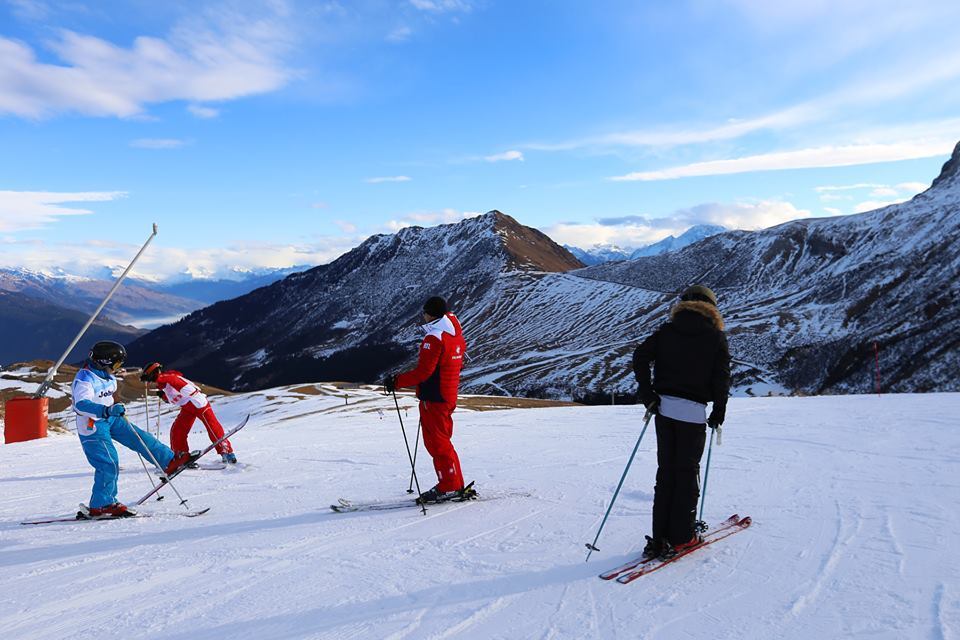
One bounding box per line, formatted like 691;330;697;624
1;389;957;639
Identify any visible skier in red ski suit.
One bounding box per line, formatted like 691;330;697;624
140;363;237;464
385;296;470;503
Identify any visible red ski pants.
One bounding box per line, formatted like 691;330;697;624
419;400;464;492
170;403;233;455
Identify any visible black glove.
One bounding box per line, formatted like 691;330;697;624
383;375;397;393
155;389;169;403
641;393;660;415
707;411;722;429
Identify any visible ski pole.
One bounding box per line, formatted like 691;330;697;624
134;452;163;501
135;388;163;500
406;418;422;494
584;408;654;561
122;416;191;509
391;391;427;515
697;424;718;525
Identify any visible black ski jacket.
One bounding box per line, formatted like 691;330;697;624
633;300;731;424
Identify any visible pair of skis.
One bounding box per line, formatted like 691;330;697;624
331;481;479;513
20;415;250;525
598;514;752;583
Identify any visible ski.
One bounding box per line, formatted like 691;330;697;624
598;514;740;580
615;516;752;584
155;462;227;475
134;415;250;506
332;482;480;513
21;507;210;525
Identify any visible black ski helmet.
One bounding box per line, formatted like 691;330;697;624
140;362;163;383
89;340;127;372
423;295;448;319
680;284;718;307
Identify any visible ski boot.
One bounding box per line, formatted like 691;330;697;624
221;452;238;464
660;533;703;560
165;450;201;475
641;535;663;560
416;481;477;505
81;503;137;519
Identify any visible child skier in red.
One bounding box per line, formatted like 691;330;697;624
140;363;237;464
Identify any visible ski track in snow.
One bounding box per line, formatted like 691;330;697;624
1;391;959;639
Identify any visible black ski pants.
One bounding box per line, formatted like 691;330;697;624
652;414;706;545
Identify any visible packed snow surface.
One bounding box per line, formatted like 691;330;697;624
1;388;958;639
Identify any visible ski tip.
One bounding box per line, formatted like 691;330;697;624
738;516;752;526
188;508;211;517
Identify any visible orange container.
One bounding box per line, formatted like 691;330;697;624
4;397;49;444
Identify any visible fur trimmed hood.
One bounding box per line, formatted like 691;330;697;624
670;300;724;331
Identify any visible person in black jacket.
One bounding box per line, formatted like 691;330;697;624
633;284;731;559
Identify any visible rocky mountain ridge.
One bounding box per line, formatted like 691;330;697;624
129;142;960;397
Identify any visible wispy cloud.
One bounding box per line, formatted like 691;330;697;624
610;141;955;181
484;150;524;163
0;236;360;282
0;7;294;119
187;104;220;119
366;175;412;183
814;183;886;193
409;0;473;13
854;199;908;214
813;180;929;212
544;200;811;249
0;190;127;232
387;25;414;42
384;208;481;231
130;138;188;149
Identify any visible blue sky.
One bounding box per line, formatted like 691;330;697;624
1;0;959;281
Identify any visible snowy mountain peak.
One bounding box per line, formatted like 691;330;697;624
932;140;960;188
629;224;727;259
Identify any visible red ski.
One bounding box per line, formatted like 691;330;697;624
616;516;752;583
599;514;740;580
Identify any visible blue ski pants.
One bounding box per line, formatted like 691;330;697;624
79;416;175;508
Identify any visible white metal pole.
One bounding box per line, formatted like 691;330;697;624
35;224;158;398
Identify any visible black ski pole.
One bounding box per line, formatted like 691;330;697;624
406;418;422;494
584;408;654;561
392;391;427;515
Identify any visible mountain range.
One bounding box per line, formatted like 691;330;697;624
564;224;727;265
0;266;307;366
127;140;960;398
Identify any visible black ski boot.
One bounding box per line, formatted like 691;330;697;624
641;535;663;560
416;481;478;505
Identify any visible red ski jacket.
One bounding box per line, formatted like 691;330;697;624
155;370;209;409
396;313;466;404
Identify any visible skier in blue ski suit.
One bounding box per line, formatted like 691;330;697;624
72;341;190;517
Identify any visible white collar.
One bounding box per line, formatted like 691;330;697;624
423;313;456;338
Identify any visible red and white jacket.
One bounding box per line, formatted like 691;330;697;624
156;370;209;410
396;313;467;404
